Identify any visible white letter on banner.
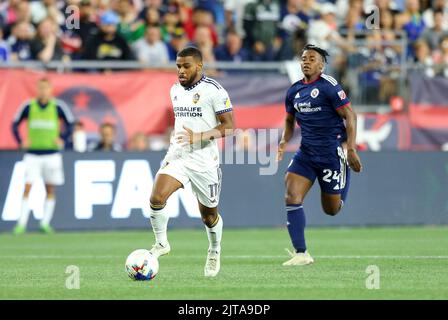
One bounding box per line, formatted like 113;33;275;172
2;161;46;221
111;160;153;219
74;160;115;219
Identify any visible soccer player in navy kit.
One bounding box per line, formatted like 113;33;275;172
277;44;363;266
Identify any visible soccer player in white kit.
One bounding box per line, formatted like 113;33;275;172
148;47;235;277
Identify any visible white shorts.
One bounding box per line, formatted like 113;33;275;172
157;159;222;208
23;153;65;186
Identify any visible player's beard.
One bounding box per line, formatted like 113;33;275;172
179;71;198;88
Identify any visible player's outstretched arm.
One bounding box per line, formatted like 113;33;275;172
177;111;234;146
277;113;295;162
336;103;363;173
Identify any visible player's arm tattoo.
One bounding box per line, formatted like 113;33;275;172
177;112;234;146
201;111;235;142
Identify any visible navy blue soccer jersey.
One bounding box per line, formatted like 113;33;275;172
285;73;350;162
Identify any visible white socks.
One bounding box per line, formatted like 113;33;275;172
17;196;55;229
41;198;55;226
205;214;223;253
149;204;169;246
149;205;223;254
17;198;30;227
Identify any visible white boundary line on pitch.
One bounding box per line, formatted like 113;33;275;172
1;255;448;259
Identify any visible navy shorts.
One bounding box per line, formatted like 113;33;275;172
286;146;350;195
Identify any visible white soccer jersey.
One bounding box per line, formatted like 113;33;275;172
165;75;233;172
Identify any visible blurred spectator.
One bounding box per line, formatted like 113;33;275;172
224;0;256;38
2;0;33;39
30;0;65;26
395;0;426;59
250;40;277;61
196;0;225;24
339;4;367;80
1;0;25;33
132;23;169;64
131;6;163;43
128;132;149;151
214;28;249;62
30;18;66;62
379;6;396;30
138;0;168;21
148;128;171;150
277;0;315;60
0;0;21;28
243;0;281;56
435;35;448;77
0;0;445;89
0;26;10;61
307;3;347;73
89;122;123;151
357;31;384;104
340;2;366;37
144;6;163;26
413;39;435;77
116;0;141;43
8;21;34;61
369;0;399;13
167;0;195;39
421;9;448;51
83;10;134;61
73;0;100;57
166;27;189;60
67;120;88;152
161;8;183;42
192;25;216;63
422;0;448;30
186;7;218;46
58;1;83;58
379;31;402;103
307;3;340;51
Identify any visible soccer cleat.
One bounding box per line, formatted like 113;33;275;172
149;242;171;258
39;224;55;234
282;248;314;266
12;225;26;235
204;250;220;277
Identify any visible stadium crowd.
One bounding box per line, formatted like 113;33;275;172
0;0;446;66
2;0;448;149
1;0;448;104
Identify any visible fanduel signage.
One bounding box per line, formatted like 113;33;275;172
2;156;201;224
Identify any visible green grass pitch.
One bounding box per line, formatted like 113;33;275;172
0;226;447;299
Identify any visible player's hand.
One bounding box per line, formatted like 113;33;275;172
276;140;287;162
55;137;64;149
176;126;201;146
347;149;362;173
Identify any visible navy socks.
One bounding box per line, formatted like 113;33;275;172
286;204;306;253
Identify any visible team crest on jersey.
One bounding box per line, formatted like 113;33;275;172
193;93;200;104
338;90;346;100
311;88;319;98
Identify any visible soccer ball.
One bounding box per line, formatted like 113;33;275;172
125;249;159;281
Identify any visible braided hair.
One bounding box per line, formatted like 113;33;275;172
301;44;330;63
